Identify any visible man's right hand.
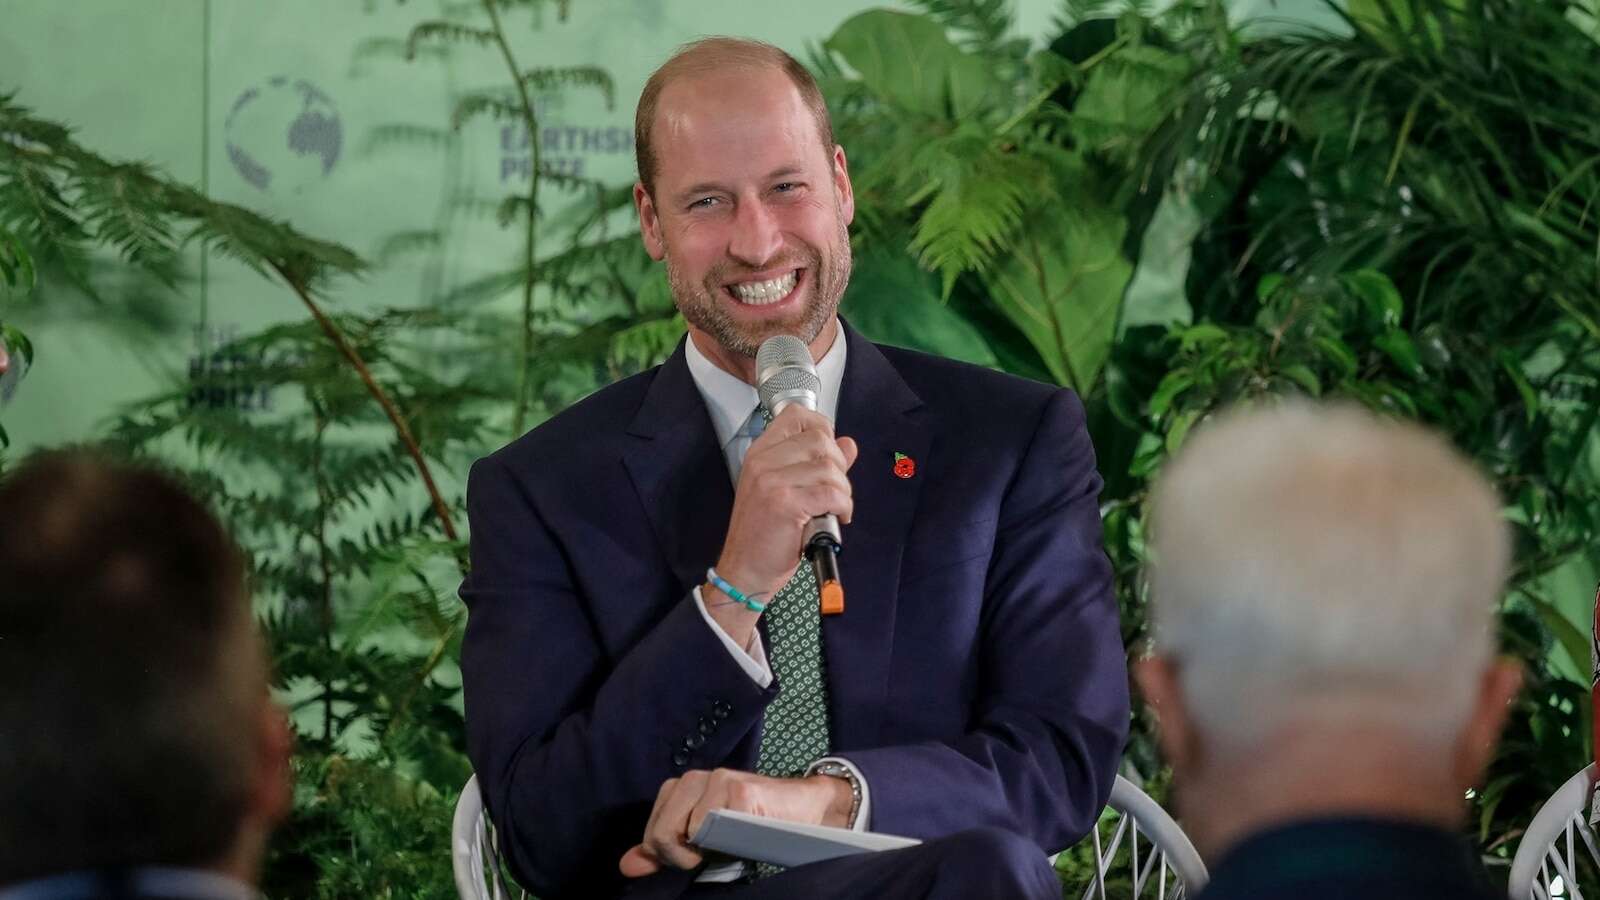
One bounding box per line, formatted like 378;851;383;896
618;768;850;877
706;406;857;646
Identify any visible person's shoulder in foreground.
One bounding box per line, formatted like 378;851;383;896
1135;401;1519;900
0;452;291;900
1198;816;1500;900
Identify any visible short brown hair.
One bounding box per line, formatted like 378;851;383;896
0;451;261;884
634;37;836;197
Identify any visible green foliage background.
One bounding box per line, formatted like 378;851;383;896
3;0;1599;895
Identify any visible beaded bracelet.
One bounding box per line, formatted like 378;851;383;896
705;567;767;613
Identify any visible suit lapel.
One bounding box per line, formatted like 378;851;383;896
825;322;930;751
621;342;735;600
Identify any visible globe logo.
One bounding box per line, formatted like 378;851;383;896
224;77;342;194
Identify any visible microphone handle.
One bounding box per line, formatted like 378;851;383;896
802;512;841;547
806;532;844;616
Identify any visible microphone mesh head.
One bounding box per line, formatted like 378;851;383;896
759;366;821;413
756;335;820;415
756;335;813;378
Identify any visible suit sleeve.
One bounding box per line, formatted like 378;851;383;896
836;388;1130;852
458;454;776;897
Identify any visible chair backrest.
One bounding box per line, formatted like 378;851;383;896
452;774;527;900
1076;774;1209;900
1510;763;1600;900
452;771;1205;899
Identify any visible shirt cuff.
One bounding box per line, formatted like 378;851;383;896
693;585;772;688
807;756;872;832
695;860;748;883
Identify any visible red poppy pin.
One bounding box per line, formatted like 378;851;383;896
892;452;916;479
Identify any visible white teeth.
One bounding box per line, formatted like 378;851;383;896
730;271;798;305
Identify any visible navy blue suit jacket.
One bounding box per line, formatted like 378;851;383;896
459;322;1129;899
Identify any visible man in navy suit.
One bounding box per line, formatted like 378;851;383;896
459;36;1128;900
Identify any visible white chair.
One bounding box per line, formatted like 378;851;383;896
1509;763;1600;899
452;774;526;900
1074;774;1209;899
451;771;1206;899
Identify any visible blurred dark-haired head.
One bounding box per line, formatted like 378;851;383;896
0;451;290;886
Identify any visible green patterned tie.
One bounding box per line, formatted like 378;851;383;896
734;406;833;878
733;405;833;777
754;561;832;777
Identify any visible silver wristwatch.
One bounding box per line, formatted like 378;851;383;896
809;761;862;829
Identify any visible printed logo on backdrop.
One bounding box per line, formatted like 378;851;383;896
187;323;304;412
225;77;343;194
499;92;632;183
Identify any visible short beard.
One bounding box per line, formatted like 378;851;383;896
665;208;852;358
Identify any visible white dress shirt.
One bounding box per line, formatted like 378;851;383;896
681;323;872;881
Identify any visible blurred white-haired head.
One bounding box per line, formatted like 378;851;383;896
1145;401;1510;757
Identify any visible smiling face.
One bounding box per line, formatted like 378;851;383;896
634;66;855;372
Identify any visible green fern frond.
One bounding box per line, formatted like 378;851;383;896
450;92;522;130
536;233;650;289
905;134;1055;284
70;164;180;275
534;166;606;195
0;91;71;146
490;0;572;18
910;170;1034;287
607;314;686;371
435;268;524;308
0;224;36;292
495;194;531;228
1;92;366;296
0;146;91;266
905;0;1015;54
520;66;616;110
352;36;452;69
405;21;496;60
360;124;454;156
374;230;443;265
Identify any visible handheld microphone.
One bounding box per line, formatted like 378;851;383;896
756;334;845;615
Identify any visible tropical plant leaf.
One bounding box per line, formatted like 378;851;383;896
980;180;1132;393
1119;185;1200;331
841;250;999;367
1072;44;1190;163
824;9;1004;120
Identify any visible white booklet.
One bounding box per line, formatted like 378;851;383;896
690;809;922;868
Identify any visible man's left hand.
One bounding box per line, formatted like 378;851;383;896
618;768;852;877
